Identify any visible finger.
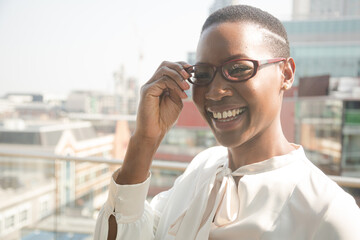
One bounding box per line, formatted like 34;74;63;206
163;66;191;90
142;74;188;100
155;61;191;80
177;62;193;81
168;61;192;80
177;61;192;69
152;66;190;91
155;75;188;99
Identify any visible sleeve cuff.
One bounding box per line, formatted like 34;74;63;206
106;169;151;221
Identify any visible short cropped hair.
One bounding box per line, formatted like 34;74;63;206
202;5;290;58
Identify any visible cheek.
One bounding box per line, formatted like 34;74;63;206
242;78;280;116
236;81;262;107
192;87;206;114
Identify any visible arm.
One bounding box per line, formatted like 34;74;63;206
94;61;191;240
117;60;191;184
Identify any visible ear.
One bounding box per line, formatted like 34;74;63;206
281;57;295;90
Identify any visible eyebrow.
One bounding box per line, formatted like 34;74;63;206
195;54;251;65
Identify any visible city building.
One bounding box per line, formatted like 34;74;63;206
278;0;360;179
65;90;117;114
284;0;360;85
1;93;66;120
281;75;360;176
295;76;360;176
0;119;130;239
292;0;360;20
283;17;360;85
0;176;56;240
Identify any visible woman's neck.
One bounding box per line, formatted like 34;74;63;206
227;122;295;171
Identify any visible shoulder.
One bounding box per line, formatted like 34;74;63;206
284;148;360;237
290;149;360;223
299;155;348;202
289;147;348;204
305;160;360;237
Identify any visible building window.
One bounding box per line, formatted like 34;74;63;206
4;215;15;230
79;175;85;184
101;167;108;174
66;161;71;179
19;209;28;224
40;200;49;218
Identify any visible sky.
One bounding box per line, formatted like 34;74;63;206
0;0;293;97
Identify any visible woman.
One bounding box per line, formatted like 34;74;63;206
95;5;360;240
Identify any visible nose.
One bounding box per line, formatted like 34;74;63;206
205;73;233;101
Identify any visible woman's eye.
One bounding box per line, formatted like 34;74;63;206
229;64;251;76
194;72;211;79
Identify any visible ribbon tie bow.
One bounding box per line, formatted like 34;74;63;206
212;165;243;226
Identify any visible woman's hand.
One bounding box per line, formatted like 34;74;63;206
134;61;191;144
116;61;191;185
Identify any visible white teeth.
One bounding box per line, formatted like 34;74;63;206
210;108;245;120
223;111;227;118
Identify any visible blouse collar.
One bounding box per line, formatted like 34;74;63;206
225;144;304;177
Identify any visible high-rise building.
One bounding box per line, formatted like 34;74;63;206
281;0;360;178
283;17;360;85
293;0;360;20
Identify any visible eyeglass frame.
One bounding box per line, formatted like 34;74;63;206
184;58;286;86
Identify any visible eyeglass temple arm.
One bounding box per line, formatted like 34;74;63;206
258;58;286;65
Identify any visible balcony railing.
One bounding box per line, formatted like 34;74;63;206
0;148;359;239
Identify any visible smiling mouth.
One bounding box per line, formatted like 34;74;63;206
207;107;246;122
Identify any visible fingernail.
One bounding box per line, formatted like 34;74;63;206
182;91;188;99
182;81;190;90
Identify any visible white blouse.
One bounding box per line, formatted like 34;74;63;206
94;145;360;239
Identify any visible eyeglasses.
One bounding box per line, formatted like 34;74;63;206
184;58;286;86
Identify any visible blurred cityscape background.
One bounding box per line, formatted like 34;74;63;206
0;0;360;239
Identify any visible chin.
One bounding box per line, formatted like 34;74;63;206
211;129;243;148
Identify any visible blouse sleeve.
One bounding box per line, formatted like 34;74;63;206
93;169;156;240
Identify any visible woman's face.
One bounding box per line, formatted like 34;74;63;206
192;22;286;148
